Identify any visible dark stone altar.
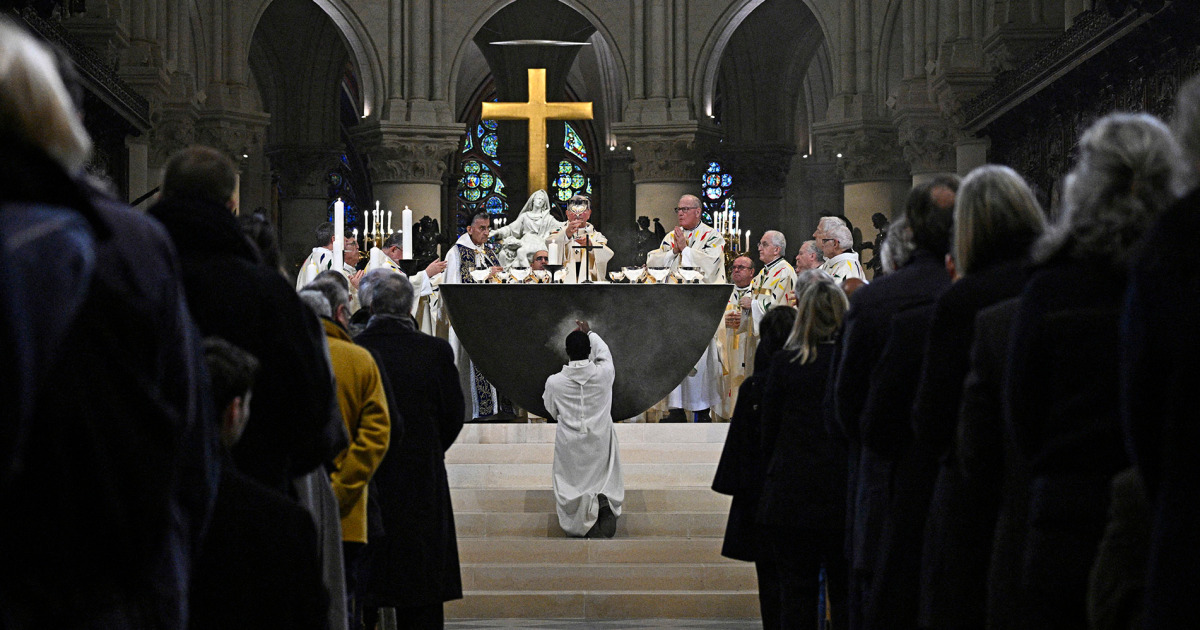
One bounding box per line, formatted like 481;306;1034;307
439;284;732;421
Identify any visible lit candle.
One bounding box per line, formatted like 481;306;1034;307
333;198;345;268
402;206;413;259
548;242;561;265
387;210;392;234
745;229;751;253
734;211;739;233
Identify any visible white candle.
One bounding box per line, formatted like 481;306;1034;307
745;229;750;252
734;211;739;233
387;210;392;234
548;242;561;265
402;206;413;259
333;198;345;267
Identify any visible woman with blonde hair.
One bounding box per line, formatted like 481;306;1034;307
757;270;850;628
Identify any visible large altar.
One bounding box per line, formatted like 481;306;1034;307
439;283;731;421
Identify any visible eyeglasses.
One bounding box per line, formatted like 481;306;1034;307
821;238;836;243
674;206;700;212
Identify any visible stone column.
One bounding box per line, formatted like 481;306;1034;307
613;123;717;230
196;108;271;211
720;144;796;254
957;137;990;175
125;136;150;205
269;145;345;274
896;112;959;184
814;123;911;235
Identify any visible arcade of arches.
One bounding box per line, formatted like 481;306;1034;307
11;0;1199;275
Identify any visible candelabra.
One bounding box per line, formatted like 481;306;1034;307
714;200;750;278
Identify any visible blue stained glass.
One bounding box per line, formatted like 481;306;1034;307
706;174;721;186
482;134;498;158
572;173;585;189
486;196;504;212
462;135;473;152
557;187;573;202
341;154;350;167
564;123;587;162
556;174;573;189
465;174;479;188
482;119;497;131
705;187;722;200
586;180;592;194
494;179;504;194
707;162;720;173
559;160;572;175
477;124;486;137
464;188;482;202
464;161;480;174
722;174;733;187
480;172;494;188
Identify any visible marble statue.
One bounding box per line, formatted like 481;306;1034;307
491;189;563;268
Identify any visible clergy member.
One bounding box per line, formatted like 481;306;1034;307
816;220;866;285
543;320;623;538
342;236;365;313
720;256;757;420
296;222;336;290
366;233;448;336
547;194;614;283
739;231;798;333
796;239;825;272
651;195;727;423
443;213;505;421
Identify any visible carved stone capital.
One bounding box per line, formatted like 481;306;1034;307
268;145;345;199
812;123;909;183
352;122;464;185
195;108;271;166
149;102;198;167
896;114;960;175
720;145;796;198
613;122;719;184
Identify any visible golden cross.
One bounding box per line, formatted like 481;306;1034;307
482;68;593;196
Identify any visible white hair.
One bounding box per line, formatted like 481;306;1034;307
828;224;853;250
297;290;332;319
360;268;414;315
801;240;825;262
817;216;847;232
0;19;92;173
764;230;786;252
881;216;915;274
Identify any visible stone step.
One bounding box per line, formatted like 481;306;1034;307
451;487;732;514
455;422;730;445
445;591;761;620
455;510;729;538
461;562;755;592
448;463;719;488
456;537;737;565
445;441;724;465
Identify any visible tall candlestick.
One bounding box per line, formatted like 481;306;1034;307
548;242;561;265
333;198;345;268
402;206;413;259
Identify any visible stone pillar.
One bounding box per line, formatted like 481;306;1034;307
721;144;796;255
270;145;345;276
814;123;911;236
125;136;150;206
957;137;990;175
612;123;716;230
196;108;271;212
148;101;199;188
896;112;959;184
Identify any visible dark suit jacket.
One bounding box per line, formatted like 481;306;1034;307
355;315;465;607
713;374;770;562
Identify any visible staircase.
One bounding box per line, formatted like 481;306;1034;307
444;422;761;621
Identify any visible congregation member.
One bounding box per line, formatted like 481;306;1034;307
302;278;393;629
354;270;464;629
738;230;797;332
649;194;726;422
0;23;216;626
1006;113;1181;630
190;339;328;630
296;222;337;289
759;271;850;629
831;175;956;630
1122;75;1200;630
720;255;757;420
543;320;623;538
713;306;796;628
547;194;614;282
795;239;824;272
444;212;507;420
817;220;867;285
913;165;1045;629
367;232;447;335
240;211;286;276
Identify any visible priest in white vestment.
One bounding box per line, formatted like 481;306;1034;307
815;221;866;286
543;321;623;538
648;195;726;422
546;194;614;283
341;237;364;313
739;231;798;334
296;222;337;290
719;256;756;420
365;233;447;336
443;213;504;421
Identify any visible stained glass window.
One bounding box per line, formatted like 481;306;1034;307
552;122;591;202
326;157;359;227
455;98;508;233
701;161;734;226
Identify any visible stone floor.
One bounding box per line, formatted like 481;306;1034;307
446;620;761;629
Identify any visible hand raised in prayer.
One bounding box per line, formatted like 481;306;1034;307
349;269;365;289
738;295;752;310
672;226;686;254
575;319;590;334
425;259;447;277
724;311;741;329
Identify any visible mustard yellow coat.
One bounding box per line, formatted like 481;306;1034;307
322;319;391;543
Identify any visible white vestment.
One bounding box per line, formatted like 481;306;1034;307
296;246;335;290
547;222;614;283
443;233;503;420
820;251;866;286
648;223;726;413
543;331;624;536
341;262;361;314
364;248;442;336
719;285;755;420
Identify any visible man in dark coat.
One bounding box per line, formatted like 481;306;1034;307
149;146;341;495
830;175;956;629
354;269;465;628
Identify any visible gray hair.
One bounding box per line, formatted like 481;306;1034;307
298;289;332;319
359;268;414;315
0;18;92;172
763;230;786;252
304;278;349;315
1034;112;1183;265
1171;74;1200;189
817;216;847;232
881;215;915;274
784;270;849;365
953;165;1046;276
801;240;825;262
827;224;853;250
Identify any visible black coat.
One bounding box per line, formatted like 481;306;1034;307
832;249;950;575
149;197;341;494
355;315;465;607
913;260;1030;628
1007;257;1131;628
190;457;327;630
758;347;844;531
712;373;770;562
1122;188;1200;630
0;146;216;628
